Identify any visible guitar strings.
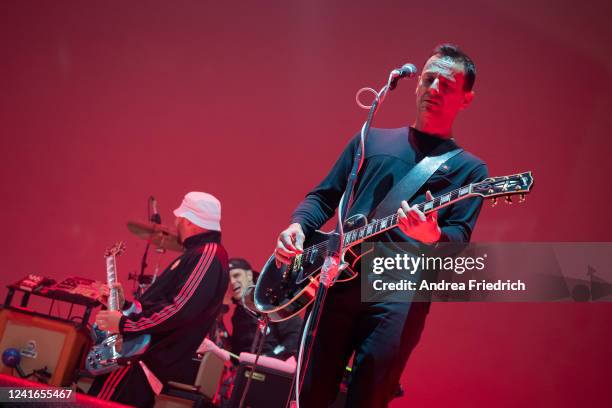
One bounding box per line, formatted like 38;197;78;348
297;183;476;260
293;177;525;267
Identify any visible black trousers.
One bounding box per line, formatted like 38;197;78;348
300;280;430;408
88;363;155;407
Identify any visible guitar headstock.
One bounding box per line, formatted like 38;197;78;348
104;241;126;257
471;171;534;206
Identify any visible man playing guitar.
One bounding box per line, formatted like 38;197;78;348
90;192;229;407
274;44;488;407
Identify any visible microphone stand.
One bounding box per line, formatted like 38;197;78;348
239;286;270;408
135;197;161;298
297;99;377;381
136;240;151;298
293;68;405;405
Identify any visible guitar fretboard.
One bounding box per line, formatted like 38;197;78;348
295;171;532;277
341;184;473;247
105;255;119;311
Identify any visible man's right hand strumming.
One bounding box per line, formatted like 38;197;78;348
275;223;305;267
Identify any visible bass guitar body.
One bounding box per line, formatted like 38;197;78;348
86;330;151;376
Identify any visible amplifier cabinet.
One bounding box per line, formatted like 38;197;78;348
0;308;90;386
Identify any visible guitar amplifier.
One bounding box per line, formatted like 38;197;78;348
0;309;91;386
228;360;293;408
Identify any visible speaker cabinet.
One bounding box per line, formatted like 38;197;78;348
228;362;293;408
0;308;90;386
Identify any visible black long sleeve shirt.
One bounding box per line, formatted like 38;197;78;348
291;127;488;245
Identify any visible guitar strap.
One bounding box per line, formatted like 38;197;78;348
371;147;463;219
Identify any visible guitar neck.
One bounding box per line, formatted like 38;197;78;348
105;255;120;311
342;183;474;246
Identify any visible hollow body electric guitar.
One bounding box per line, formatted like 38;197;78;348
86;242;151;375
254;172;534;322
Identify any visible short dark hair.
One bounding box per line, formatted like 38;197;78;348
228;257;259;281
229;257;252;271
430;43;476;91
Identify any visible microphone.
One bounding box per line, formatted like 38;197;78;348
389;63;418;90
150;196;161;225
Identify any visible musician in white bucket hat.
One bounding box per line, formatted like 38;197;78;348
90;191;228;406
174;191;221;233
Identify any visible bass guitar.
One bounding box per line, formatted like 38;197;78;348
86;242;151;375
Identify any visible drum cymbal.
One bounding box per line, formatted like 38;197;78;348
126;221;183;252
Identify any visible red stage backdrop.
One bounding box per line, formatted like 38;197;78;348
1;1;611;407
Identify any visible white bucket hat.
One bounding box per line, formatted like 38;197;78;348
173;192;221;231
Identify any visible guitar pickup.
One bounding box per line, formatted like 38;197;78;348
292;254;303;273
308;248;318;264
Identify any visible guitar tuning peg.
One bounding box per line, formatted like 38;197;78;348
490;197;498;207
519;193;526;203
505;196;513;205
